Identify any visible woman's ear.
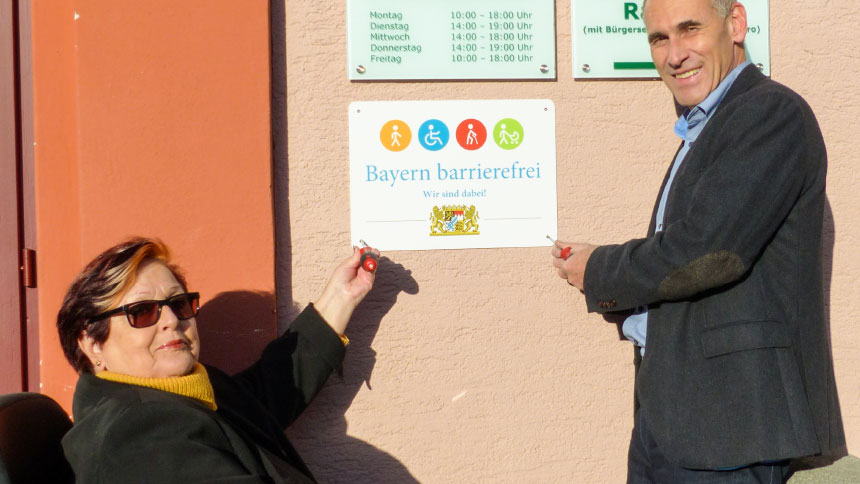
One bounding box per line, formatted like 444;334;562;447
78;331;104;370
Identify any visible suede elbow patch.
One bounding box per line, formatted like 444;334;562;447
657;251;746;300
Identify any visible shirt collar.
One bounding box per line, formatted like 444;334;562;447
674;61;751;140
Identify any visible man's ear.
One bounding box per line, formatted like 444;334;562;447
78;332;103;369
728;2;748;45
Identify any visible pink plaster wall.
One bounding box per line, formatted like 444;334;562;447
281;1;860;482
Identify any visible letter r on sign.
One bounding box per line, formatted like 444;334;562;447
624;3;640;20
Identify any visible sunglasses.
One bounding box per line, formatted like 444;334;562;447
90;292;200;328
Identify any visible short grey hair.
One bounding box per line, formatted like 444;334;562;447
642;0;735;19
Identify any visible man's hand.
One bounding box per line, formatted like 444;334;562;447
551;241;597;291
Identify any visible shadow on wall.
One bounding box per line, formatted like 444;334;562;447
819;196;847;458
195;258;421;482
287;256;421;484
270;0;294;323
822;196;835;339
196;290;278;375
269;2;420;480
787;195;852;475
822;197;845;442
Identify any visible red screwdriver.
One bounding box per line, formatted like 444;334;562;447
547;235;572;260
358;239;379;272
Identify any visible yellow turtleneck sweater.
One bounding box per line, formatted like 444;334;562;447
96;363;217;410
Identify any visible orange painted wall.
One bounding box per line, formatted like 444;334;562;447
30;0;274;411
30;0;81;406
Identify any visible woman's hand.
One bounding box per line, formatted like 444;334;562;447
313;246;379;335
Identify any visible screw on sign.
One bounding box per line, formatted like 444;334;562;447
359;240;379;272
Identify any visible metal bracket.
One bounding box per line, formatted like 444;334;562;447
21;248;35;288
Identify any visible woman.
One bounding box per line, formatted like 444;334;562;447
56;237;378;483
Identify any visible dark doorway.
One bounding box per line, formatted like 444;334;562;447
0;0;36;394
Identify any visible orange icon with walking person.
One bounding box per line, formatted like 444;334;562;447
380;120;412;152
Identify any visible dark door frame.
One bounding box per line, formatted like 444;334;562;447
0;0;37;394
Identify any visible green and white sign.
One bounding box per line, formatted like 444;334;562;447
347;0;556;81
572;0;770;78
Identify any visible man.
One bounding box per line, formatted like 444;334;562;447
552;0;845;482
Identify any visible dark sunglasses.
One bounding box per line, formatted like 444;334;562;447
90;292;200;328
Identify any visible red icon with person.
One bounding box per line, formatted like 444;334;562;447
455;119;487;150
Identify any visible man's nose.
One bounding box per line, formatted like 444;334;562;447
666;37;688;69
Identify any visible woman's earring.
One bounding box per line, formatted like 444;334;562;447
95;361;101;367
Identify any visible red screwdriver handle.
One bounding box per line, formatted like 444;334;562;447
560;246;572;260
359;247;378;272
358;239;378;272
547;236;572;260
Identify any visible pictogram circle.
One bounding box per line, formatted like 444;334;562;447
380;120;411;152
417;119;450;151
455;119;487;150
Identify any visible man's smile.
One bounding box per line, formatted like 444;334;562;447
675;67;702;79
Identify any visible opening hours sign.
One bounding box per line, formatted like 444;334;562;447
347;0;557;81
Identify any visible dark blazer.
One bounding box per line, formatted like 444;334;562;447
62;305;345;483
583;65;845;469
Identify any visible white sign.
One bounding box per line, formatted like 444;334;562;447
572;0;770;78
349;100;557;251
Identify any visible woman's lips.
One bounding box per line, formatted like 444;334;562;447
157;339;188;351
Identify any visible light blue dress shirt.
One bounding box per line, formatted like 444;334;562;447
622;61;752;355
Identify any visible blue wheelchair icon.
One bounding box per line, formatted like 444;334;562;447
418;119;449;151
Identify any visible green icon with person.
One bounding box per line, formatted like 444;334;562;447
493;118;524;150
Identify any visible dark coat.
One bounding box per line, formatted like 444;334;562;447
583;65;845;469
62;305;345;483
